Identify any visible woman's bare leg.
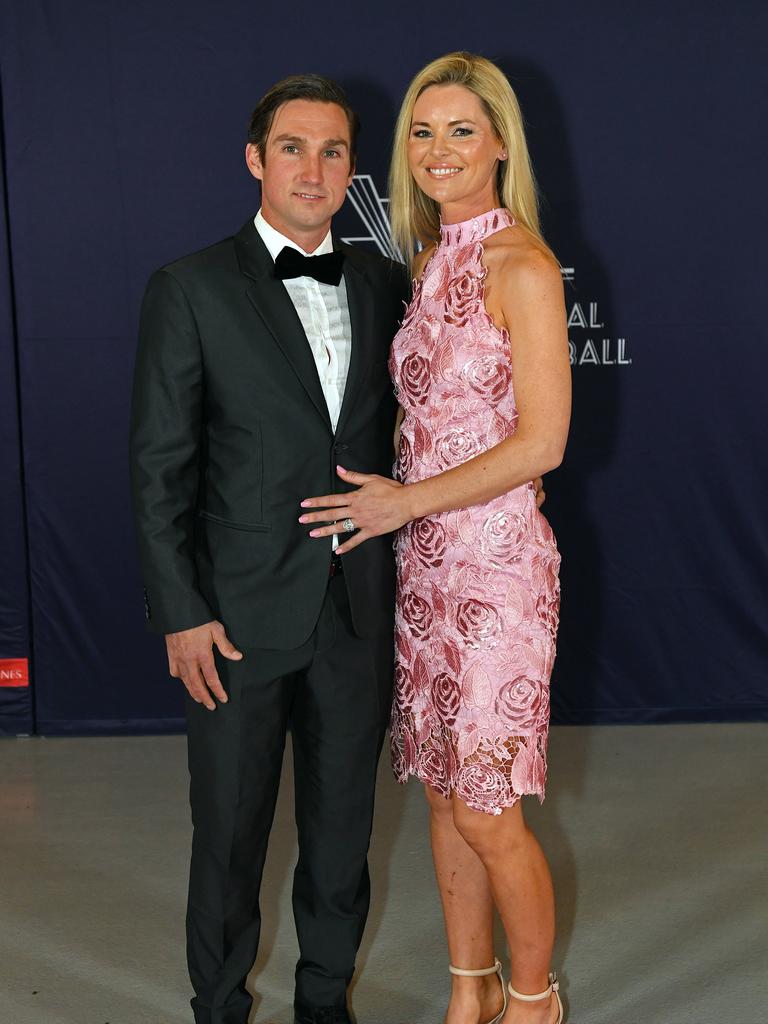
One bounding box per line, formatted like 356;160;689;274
451;797;558;1024
425;784;506;1024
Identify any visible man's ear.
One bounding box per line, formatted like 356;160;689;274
347;161;356;187
245;143;264;181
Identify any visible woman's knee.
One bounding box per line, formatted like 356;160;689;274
451;797;526;855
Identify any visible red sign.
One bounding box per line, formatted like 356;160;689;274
0;658;29;687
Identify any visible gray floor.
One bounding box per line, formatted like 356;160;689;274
0;724;766;1024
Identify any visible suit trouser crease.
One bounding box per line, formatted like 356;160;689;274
185;575;392;1023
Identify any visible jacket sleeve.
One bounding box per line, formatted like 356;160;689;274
129;269;214;634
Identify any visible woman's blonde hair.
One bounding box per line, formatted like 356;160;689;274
389;51;551;263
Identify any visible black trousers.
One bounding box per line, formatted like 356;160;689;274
185;573;393;1024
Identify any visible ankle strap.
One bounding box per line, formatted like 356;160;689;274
508;971;559;1002
449;958;502;977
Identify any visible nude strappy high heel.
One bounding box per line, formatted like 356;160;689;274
448;958;507;1024
507;972;563;1024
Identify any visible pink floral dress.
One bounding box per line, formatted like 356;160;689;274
389;207;561;815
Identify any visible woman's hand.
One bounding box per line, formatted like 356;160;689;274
300;465;412;554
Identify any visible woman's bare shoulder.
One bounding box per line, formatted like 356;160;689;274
485;224;561;294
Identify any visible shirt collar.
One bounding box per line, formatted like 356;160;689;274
254;209;334;262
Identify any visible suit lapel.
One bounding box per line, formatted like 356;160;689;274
234;219;332;432
335;241;375;439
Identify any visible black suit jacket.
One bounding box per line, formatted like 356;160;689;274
129;218;409;648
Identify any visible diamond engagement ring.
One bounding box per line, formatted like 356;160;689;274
341;518;355;533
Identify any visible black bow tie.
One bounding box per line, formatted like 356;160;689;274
274;245;345;286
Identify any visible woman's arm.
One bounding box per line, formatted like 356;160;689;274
300;247;570;553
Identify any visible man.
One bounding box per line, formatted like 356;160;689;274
129;75;408;1024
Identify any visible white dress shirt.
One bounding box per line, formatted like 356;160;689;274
254;209;351;433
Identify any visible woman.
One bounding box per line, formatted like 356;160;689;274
300;52;570;1024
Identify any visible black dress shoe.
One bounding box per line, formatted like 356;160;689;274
293;1006;352;1024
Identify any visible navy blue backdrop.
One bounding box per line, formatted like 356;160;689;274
0;2;766;734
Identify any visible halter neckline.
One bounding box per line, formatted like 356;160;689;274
439;207;515;248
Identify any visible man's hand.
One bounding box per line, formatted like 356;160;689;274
165;620;243;711
533;475;546;508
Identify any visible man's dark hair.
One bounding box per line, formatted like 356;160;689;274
247;74;360;168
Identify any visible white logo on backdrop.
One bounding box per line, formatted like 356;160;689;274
343;175;405;262
345;176;631;367
563;268;632;367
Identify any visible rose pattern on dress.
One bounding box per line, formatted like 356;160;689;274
495;675;546;731
396;432;413;482
399;352;431;406
410;518;447;568
400;591;433;638
456;599;502;648
455;762;507;805
394;663;415;712
431;672;461;726
389;208;560;814
480;509;528;566
463;353;513;406
434;426;484;470
417;744;448;792
536;592;560;643
444;266;485;326
415;314;442;355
